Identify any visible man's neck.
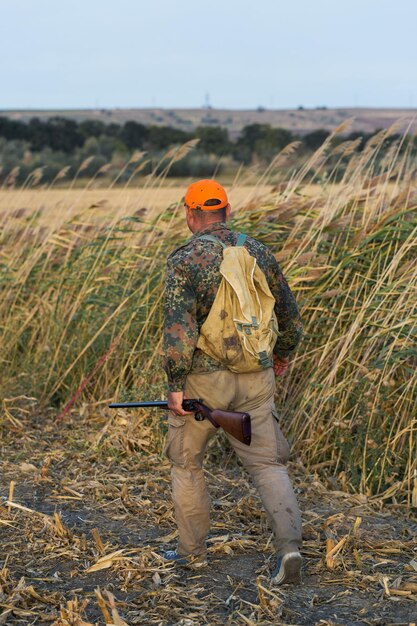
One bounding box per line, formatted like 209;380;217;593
192;221;228;236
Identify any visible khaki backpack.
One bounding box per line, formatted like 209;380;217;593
196;233;279;373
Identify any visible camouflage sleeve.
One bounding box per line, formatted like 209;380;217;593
163;257;198;392
268;254;303;359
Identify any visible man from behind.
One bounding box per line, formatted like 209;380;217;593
163;179;303;584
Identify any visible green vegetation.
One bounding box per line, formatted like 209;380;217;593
1;115;415;184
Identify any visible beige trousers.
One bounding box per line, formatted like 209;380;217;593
165;368;302;558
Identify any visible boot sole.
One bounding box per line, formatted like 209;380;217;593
272;552;302;585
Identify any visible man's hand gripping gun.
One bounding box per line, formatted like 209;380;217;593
108;400;251;446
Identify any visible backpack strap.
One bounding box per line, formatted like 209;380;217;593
236;233;247;247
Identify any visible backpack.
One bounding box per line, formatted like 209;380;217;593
196;233;279;373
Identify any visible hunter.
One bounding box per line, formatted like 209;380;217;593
162;179;303;584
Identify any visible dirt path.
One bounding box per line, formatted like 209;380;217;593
1;410;416;625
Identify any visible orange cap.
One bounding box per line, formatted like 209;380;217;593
184;179;228;211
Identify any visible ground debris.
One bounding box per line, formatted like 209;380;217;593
1;409;416;625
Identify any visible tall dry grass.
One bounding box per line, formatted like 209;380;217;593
0;122;416;502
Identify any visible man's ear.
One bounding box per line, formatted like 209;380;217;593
185;205;197;232
225;203;231;220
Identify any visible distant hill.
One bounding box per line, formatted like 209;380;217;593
2;107;416;138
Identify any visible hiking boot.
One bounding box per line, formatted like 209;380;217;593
162;549;208;569
272;551;302;585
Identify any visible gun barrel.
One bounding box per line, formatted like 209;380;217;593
108;401;168;409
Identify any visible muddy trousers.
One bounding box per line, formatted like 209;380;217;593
165;368;302;558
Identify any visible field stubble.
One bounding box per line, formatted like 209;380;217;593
0;121;416;624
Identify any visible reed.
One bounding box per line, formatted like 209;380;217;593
0;128;415;501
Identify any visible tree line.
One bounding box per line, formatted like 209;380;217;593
0;115;412;184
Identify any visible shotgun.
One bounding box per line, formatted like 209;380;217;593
108;400;251;446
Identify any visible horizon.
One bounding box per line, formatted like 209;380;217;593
3;104;416;138
2;105;417;113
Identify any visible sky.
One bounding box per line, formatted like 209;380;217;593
1;0;416;110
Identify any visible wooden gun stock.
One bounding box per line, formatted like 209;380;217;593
183;400;251;446
211;409;251;446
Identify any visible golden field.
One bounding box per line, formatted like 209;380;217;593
0;183;276;229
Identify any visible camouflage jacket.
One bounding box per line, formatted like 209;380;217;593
163;222;303;391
